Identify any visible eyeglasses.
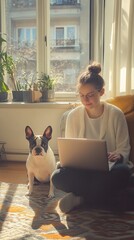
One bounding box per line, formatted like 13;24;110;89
77;89;101;100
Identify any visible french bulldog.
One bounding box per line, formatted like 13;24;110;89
25;125;56;198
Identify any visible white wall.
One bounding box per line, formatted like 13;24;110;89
0;102;74;161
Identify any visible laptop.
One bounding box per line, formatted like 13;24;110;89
57;138;114;171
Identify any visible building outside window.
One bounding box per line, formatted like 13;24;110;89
1;0;90;98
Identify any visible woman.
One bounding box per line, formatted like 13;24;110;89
52;62;131;213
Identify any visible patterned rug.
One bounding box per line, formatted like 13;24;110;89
0;182;134;240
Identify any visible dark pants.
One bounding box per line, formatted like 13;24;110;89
52;163;130;205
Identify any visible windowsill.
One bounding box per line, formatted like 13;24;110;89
0;101;80;109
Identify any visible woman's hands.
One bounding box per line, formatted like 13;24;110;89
108;152;123;162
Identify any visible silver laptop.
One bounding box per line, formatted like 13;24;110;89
57;138;114;171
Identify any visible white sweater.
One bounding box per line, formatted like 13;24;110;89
65;102;131;164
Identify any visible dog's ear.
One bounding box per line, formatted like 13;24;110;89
25;126;34;140
43;126;52;140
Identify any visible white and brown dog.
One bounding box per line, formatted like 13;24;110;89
25;125;56;198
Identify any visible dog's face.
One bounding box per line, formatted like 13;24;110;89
25;126;52;156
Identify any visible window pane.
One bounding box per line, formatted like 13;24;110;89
66;27;75;45
56;27;64;45
5;0;37;88
50;0;90;93
18;28;25;45
67;27;75;39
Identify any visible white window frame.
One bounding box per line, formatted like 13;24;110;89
36;0;50;74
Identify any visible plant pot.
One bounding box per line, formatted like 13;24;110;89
12;91;23;102
40;89;55;102
23;91;33;103
33;91;42;102
0;92;8;102
23;90;42;103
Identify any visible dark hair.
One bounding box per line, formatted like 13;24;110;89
77;61;105;91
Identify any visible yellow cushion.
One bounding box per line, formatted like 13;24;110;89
107;95;134;164
106;95;134;114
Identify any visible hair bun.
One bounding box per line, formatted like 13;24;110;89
87;62;101;74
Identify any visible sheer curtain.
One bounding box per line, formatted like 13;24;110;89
104;0;134;98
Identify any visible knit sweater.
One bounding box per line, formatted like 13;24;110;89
65;102;131;164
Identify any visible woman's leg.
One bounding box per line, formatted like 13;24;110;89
52;167;109;199
108;163;130;194
52;164;130;211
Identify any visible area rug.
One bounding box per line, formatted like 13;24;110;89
0;182;134;240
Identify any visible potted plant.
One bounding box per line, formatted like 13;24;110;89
0;35;16;102
37;73;55;102
22;72;42;103
12;79;24;102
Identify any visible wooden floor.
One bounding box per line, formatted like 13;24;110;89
0;161;28;184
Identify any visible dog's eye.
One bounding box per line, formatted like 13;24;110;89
41;141;47;148
32;141;36;147
30;140;36;149
41;139;48;152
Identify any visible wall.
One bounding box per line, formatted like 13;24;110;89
0;102;74;161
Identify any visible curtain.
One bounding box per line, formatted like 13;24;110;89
104;0;134;97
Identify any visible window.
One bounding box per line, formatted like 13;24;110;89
2;0;132;99
66;26;75;45
56;27;64;46
55;26;76;47
17;28;36;47
1;0;90;99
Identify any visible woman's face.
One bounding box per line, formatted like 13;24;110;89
78;84;104;110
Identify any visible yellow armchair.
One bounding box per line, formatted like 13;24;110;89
107;95;134;165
